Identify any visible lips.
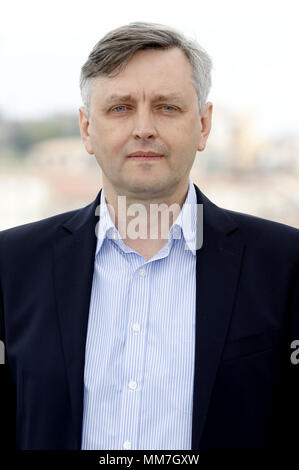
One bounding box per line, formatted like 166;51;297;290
127;151;163;158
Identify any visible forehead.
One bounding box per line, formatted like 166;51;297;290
91;47;196;102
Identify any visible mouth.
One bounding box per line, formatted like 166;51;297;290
128;155;163;160
127;151;164;160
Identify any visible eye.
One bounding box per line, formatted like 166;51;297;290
111;105;128;112
161;105;177;112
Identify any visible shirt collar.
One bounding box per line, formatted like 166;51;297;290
95;176;197;257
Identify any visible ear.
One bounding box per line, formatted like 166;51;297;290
197;102;213;152
79;106;94;155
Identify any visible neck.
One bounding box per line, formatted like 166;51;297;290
102;177;190;241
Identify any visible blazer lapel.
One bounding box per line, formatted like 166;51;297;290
52;190;102;449
191;185;245;449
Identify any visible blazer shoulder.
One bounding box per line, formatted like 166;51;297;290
0;206;81;246
222;206;299;259
223;206;299;233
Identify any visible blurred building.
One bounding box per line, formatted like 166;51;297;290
26;136;102;213
0;171;51;230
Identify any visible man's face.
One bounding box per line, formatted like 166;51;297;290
79;47;212;198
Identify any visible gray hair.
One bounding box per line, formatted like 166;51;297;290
79;21;212;117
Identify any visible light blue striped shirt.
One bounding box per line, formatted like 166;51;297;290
81;177;197;450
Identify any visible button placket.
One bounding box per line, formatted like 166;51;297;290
118;263;150;450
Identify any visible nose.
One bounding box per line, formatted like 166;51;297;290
132;109;157;140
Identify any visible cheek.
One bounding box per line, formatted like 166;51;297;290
169;127;200;166
91;123;123;156
168;123;197;151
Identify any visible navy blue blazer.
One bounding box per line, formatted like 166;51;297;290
0;183;299;450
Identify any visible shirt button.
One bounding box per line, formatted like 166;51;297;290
123;440;131;449
139;268;146;277
129;380;137;390
112;232;118;240
132;323;140;333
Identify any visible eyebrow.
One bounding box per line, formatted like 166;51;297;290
103;92;186;106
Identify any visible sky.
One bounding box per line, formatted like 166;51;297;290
1;0;299;138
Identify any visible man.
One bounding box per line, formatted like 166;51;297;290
0;21;299;451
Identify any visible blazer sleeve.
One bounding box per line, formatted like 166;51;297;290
0;234;17;450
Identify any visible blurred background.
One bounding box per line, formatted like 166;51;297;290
1;0;299;230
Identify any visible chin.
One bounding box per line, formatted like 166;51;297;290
128;177;170;193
